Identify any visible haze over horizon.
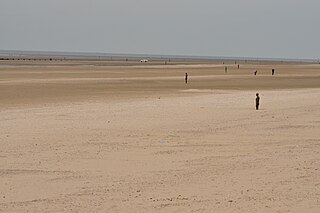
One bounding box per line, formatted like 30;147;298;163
1;0;319;59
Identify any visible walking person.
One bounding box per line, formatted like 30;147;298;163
255;93;260;110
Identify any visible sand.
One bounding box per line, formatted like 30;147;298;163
0;61;320;212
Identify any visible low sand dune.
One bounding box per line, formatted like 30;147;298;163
0;61;320;212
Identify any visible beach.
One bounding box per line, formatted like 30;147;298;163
1;60;320;212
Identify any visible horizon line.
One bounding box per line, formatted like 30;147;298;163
0;49;318;63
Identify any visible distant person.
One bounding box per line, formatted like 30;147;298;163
238;64;240;69
255;93;260;110
185;73;188;84
254;70;257;75
272;69;275;75
225;66;228;73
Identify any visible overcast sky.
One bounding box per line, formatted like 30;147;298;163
0;0;319;59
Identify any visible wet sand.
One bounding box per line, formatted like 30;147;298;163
1;61;320;212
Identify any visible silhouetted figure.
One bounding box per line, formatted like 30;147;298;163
225;66;228;73
254;70;257;75
272;69;275;75
185;73;188;84
238;64;240;69
256;93;260;110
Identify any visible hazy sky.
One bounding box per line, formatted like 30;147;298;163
0;0;319;59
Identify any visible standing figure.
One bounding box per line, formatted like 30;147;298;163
238;64;240;69
255;93;260;110
225;66;228;73
254;70;257;75
272;69;275;75
185;73;188;84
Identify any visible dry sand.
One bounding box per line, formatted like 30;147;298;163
0;61;320;212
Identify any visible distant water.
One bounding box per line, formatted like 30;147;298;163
0;50;317;63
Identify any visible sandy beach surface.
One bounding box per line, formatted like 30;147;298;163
1;61;320;212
